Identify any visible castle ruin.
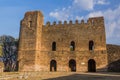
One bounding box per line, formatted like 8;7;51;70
18;11;107;72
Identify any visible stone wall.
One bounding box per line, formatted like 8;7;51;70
107;44;120;72
18;11;43;71
42;17;106;52
18;11;107;72
107;44;120;64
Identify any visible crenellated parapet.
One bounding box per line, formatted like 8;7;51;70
21;10;104;29
44;16;104;27
45;20;82;27
87;17;104;25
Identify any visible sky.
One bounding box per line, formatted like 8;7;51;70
0;0;120;45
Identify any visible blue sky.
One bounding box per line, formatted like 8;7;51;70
0;0;120;45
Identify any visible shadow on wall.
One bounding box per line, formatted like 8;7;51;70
107;44;120;72
108;59;120;72
107;44;120;64
97;59;120;72
44;73;120;80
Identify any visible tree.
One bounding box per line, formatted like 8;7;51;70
0;46;3;57
0;35;18;71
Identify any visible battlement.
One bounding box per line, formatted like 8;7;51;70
24;11;43;18
45;16;104;27
22;11;104;28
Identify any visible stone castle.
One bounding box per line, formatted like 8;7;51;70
18;11;108;72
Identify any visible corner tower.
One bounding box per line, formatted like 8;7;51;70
18;11;43;71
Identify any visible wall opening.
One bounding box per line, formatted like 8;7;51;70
69;59;76;72
88;59;96;72
52;42;56;51
70;41;75;51
89;40;94;50
29;21;32;28
50;60;57;71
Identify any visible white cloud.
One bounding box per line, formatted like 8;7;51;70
87;11;103;17
73;0;94;10
49;0;95;21
87;6;120;42
73;0;109;11
49;8;70;21
75;16;84;20
49;12;59;19
49;0;110;21
95;0;110;5
106;22;116;38
105;6;120;39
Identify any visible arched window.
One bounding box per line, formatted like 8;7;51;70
70;41;75;51
52;42;56;51
89;40;94;50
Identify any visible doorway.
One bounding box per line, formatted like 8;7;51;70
69;59;76;72
88;59;96;72
50;60;57;71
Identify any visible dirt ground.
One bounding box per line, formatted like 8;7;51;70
43;72;120;80
0;72;120;80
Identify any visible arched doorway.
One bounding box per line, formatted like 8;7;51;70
69;59;76;72
88;59;96;72
50;60;57;71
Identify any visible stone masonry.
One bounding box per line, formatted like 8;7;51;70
18;11;108;72
107;44;120;64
